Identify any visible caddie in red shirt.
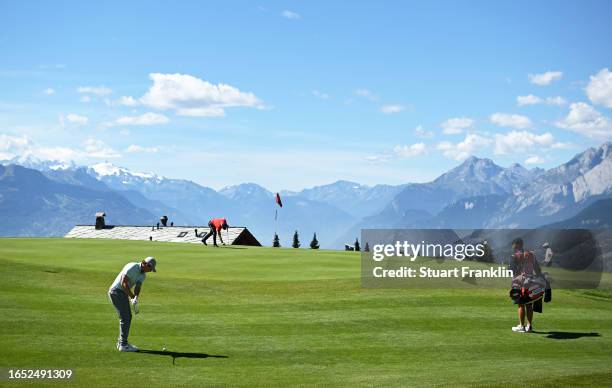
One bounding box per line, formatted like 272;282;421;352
509;237;543;333
202;218;228;247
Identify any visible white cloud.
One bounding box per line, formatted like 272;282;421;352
80;95;91;103
490;113;532;129
0;134;81;162
393;143;427;157
1;134;122;162
516;94;567;106
139;73;264;117
528;71;563;86
494;130;554;155
440;117;473;135
380;104;405;114
43;88;55;95
414;125;433;138
117;96;139;106
525;155;545;165
69;114;88;124
364;155;387;162
77;86;112;96
115;112;169;126
126;144;159;153
312;90;330;100
585;68;612;108
282;10;300;19
84;138;121;158
365;142;427;162
556;102;612;138
0;134;30;160
65;113;89;125
437;134;492;161
546;96;567;106
355;88;379;101
517;94;542;106
34;146;82;162
550;142;572;149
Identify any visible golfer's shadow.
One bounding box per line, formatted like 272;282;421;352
138;349;228;365
535;331;601;340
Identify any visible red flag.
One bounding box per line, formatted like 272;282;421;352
275;193;283;208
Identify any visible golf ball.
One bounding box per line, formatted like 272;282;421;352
162;347;167;352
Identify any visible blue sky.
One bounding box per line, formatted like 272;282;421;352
1;0;611;190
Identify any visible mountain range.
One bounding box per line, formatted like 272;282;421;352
1;141;611;248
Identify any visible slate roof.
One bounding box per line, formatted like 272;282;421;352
65;225;261;246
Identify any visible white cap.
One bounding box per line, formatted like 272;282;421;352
144;256;157;272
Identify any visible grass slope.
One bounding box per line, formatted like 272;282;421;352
1;238;611;387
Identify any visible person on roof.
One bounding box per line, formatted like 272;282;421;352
202;218;228;247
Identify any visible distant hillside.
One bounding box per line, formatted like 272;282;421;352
489;141;612;227
2;141;611;249
0;165;157;236
285;180;406;218
88;162;232;224
219;183;356;248
349;142;612;234
361;156;542;228
544;198;612;229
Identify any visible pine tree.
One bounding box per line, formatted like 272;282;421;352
354;238;360;252
292;230;300;248
364;242;370;252
310;233;320;249
273;233;281;248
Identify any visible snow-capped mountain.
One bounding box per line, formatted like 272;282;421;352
0;164;157;236
36;161;199;225
87;165;356;247
87;162;230;224
88;162;164;185
3;141;611;248
2;155;76;171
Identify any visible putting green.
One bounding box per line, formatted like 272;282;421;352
1;238;611;386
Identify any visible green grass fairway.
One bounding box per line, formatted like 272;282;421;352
1;238;612;387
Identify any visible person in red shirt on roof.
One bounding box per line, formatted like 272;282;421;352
202;218;228;247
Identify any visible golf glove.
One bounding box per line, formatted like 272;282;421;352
132;297;139;314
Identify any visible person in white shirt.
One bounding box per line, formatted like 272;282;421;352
108;257;157;352
543;242;554;267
